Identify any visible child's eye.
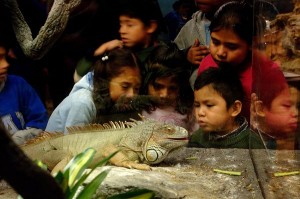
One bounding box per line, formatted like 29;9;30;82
211;38;220;46
169;86;178;92
134;87;140;93
206;104;214;108
193;102;200;107
127;23;134;27
153;83;164;90
121;84;130;89
282;104;291;108
226;44;238;50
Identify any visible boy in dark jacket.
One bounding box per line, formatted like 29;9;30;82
189;67;264;149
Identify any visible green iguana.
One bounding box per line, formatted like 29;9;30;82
21;117;188;173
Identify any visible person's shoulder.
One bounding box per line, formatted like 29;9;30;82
191;10;203;21
198;54;218;74
189;128;203;141
54;89;94;115
164;10;178;20
69;89;93;103
248;130;266;149
178;10;202;30
188;128;205;147
6;75;32;90
7;75;27;83
253;50;280;69
201;54;214;63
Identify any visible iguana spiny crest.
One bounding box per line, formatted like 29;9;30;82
67;117;189;164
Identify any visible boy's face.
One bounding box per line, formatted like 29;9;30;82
0;46;9;83
194;84;236;135
210;29;251;67
264;86;299;138
148;76;179;102
195;0;230;14
109;67;141;102
119;15;153;48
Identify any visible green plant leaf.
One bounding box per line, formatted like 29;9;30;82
76;169;110;199
64;147;96;188
68;150;119;199
17;195;23;199
54;171;64;184
108;189;155;199
55;171;73;197
34;160;48;170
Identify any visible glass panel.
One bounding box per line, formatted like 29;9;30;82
251;1;299;198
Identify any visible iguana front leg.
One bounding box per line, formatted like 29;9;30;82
103;144;151;170
41;150;72;174
51;156;73;175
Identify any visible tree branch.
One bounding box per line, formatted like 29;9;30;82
2;0;82;59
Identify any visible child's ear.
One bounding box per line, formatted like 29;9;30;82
253;100;265;117
146;20;158;34
231;100;242;117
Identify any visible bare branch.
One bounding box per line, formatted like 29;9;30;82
3;0;82;59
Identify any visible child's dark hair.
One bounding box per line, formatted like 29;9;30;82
194;67;244;109
210;0;277;45
143;42;194;114
210;1;254;45
116;0;163;35
92;48;140;115
0;38;10;52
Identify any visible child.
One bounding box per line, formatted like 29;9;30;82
197;1;285;122
74;0;163;82
141;43;197;134
46;48;141;134
164;0;195;41
174;0;233;66
189;67;264;148
0;41;48;145
252;69;299;149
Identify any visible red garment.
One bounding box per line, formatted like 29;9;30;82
197;51;284;122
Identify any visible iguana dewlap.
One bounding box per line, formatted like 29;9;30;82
21;118;188;173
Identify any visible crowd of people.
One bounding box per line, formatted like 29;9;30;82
0;0;299;150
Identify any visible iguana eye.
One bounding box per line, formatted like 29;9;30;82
153;124;175;134
163;126;175;134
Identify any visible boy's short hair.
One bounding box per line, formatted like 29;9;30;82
116;0;163;32
253;67;287;109
194;67;244;109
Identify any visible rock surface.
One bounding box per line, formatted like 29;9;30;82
88;148;262;199
1;148;299;199
85;148;299;199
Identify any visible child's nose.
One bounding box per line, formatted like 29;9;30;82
217;46;227;59
119;26;126;34
291;105;299;117
126;88;135;98
159;88;168;98
197;107;205;117
0;58;9;68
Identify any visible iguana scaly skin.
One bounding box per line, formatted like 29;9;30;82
21;117;188;173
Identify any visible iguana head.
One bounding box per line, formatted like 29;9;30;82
142;122;188;164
